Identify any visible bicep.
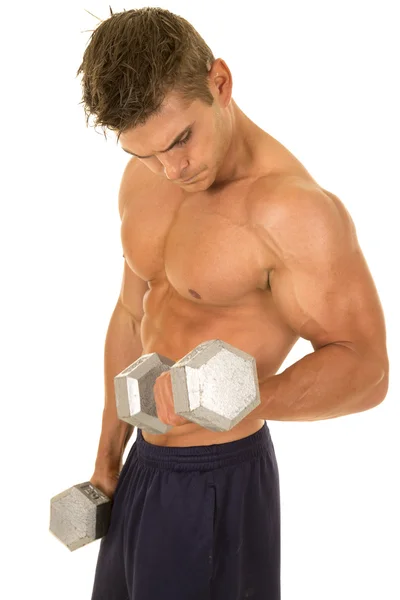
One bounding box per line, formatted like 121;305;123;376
260;186;387;363
269;244;386;358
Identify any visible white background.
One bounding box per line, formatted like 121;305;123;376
1;1;398;598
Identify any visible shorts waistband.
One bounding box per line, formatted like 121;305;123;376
135;422;270;472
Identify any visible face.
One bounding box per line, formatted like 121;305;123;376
119;62;233;191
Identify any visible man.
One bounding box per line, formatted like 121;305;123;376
77;7;389;600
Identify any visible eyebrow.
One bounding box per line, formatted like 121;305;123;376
121;123;194;159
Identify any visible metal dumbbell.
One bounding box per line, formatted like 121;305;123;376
114;339;261;434
49;482;112;552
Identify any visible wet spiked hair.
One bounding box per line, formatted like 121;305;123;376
76;6;216;141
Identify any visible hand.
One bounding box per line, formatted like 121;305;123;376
153;370;191;428
90;471;120;500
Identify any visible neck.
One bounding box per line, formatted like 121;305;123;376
212;100;260;188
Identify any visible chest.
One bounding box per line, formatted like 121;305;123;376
121;182;270;306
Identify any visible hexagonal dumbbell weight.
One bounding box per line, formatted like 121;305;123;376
114;339;261;434
49;482;112;551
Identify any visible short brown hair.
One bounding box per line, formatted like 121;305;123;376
76;7;216;141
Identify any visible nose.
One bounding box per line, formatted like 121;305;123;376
161;158;189;182
165;168;185;182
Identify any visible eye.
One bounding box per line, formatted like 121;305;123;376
175;130;192;148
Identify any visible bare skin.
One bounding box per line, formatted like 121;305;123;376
116;58;386;448
121;156;306;447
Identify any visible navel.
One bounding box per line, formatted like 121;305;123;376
188;288;202;300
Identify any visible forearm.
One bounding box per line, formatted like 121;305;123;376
93;301;143;473
246;343;387;422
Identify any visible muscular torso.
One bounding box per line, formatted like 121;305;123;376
120;132;319;446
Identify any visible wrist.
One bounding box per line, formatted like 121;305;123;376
93;459;121;477
94;448;123;473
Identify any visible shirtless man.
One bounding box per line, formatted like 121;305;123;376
84;9;389;600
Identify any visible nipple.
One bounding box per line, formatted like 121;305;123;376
188;289;202;300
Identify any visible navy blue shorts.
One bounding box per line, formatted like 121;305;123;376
91;421;281;600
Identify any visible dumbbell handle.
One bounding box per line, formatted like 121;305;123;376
115;347;219;434
114;348;213;434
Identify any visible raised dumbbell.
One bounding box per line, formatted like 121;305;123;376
49;339;260;551
114;338;261;434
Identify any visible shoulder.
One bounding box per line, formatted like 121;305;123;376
247;173;342;219
118;158;142;219
118;158;169;219
247;175;358;264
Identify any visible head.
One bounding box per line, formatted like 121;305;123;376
76;7;241;191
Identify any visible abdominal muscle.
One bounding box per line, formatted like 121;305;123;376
141;419;266;447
